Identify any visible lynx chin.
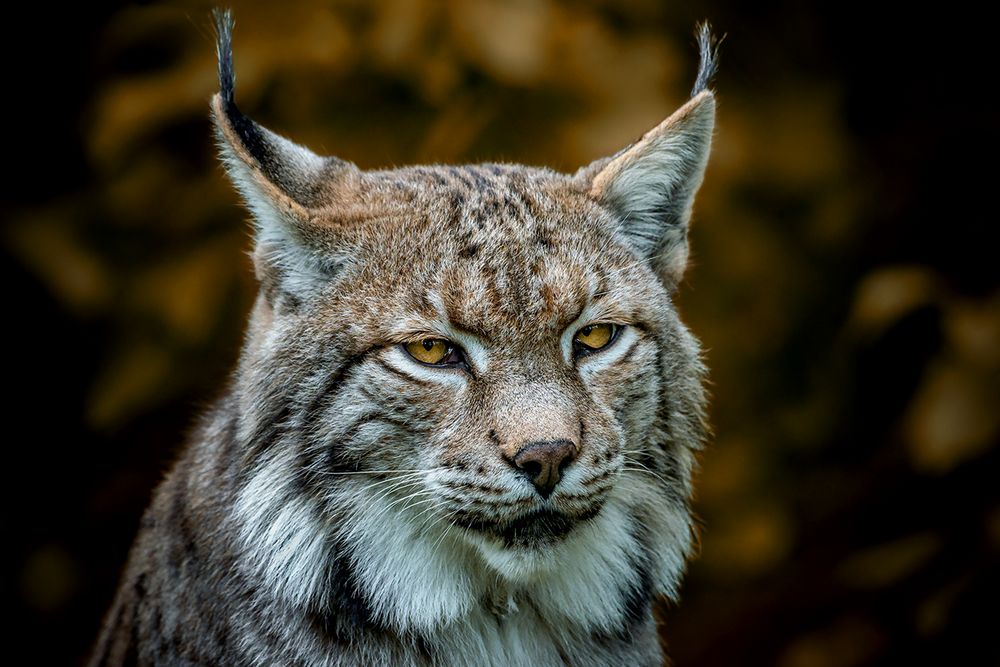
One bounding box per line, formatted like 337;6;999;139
91;10;718;666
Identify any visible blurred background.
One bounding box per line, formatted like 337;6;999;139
3;1;997;665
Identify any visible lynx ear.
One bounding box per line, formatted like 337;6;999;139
584;25;718;289
210;9;357;300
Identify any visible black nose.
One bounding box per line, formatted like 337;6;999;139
512;439;577;498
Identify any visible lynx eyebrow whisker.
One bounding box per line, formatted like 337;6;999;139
598;256;648;281
598;234;690;281
599;236;699;283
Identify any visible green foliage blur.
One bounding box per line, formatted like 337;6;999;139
3;1;996;665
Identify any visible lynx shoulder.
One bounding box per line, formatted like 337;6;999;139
90;11;717;666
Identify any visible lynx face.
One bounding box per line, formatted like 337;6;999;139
285;166;676;557
212;11;714;636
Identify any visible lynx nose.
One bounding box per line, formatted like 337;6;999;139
512;439;577;498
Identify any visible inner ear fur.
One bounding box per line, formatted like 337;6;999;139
582;23;719;289
209;9;359;301
585;91;715;289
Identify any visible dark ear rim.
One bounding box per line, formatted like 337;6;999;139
210;93;314;223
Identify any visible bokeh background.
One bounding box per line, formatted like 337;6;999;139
4;1;997;665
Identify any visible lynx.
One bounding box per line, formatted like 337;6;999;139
91;10;717;666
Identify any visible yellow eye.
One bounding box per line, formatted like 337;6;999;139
405;339;452;365
573;323;618;354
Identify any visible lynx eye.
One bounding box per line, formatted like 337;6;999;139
573;323;620;356
404;339;465;366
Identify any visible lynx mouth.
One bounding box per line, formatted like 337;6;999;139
450;505;605;548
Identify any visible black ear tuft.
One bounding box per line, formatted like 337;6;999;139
210;8;279;186
691;22;722;97
585;23;718;289
212;8;236;108
207;7;359;299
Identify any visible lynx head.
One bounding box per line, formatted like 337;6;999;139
211;11;715;636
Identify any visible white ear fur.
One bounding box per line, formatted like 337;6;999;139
211;101;343;298
589;92;715;287
213;114;326;232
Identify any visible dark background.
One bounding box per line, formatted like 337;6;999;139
4;1;997;665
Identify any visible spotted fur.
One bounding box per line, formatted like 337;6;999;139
90;10;717;666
